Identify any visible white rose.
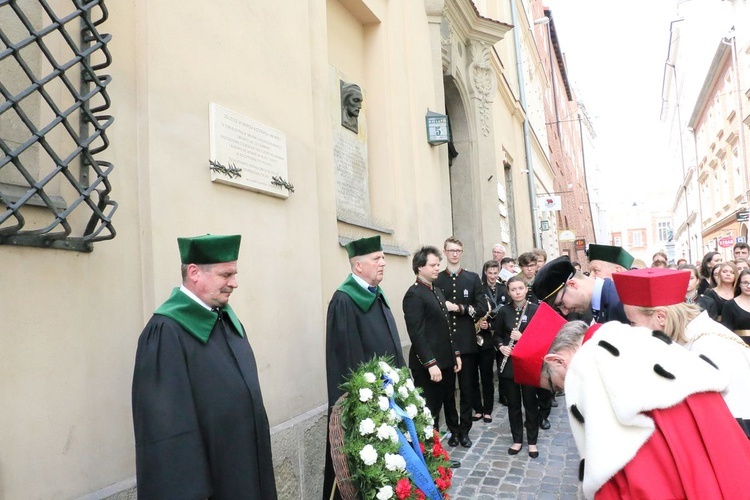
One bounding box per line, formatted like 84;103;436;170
363;372;377;384
379;361;392;373
424;425;434;438
406;404;418;419
423;406;432;418
376;485;394;500
359;388;373;402
378;396;390;411
384;385;394;397
427;416;434;425
359;418;375;436
360;444;378;466
405;379;415;391
398;386;409;399
416;396;425;406
384;453;407;472
388;408;399;423
389;370;401;384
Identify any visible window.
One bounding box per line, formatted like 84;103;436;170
658;222;671;241
0;0;115;252
632;231;643;247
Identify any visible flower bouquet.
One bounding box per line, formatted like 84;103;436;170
330;356;452;500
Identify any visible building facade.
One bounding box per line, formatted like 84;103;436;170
0;0;566;497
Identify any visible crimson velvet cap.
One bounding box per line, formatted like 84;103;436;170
512;302;567;387
178;234;241;265
612;268;690;307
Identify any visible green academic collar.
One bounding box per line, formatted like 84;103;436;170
154;288;245;344
337;274;390;312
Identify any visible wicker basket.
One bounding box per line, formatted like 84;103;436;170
328;394;358;500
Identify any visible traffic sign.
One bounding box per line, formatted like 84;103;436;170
737;211;750;222
718;236;735;248
738;236;747;244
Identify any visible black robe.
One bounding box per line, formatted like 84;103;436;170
324;276;405;500
132;293;276;500
325;277;405;408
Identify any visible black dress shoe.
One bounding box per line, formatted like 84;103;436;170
539;418;551;430
508;445;523;455
448;434;460;447
449;459;461;468
459;435;472;448
529;449;539;458
551;398;558;408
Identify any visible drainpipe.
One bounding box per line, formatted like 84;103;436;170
510;0;541;248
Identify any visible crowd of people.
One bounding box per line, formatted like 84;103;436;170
129;233;750;499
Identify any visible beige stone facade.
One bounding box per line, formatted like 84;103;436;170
0;0;556;497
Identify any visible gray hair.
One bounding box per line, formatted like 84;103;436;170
540;320;587;382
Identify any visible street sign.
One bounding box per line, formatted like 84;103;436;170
718;236;735;248
574;238;586;251
738;236;747;244
540;220;549;231
737;211;750;222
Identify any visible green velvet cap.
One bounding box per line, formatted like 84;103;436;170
345;235;382;258
178;234;241;264
587;244;634;268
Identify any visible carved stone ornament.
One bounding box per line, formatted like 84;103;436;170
468;42;496;136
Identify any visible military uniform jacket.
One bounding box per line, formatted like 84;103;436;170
491;302;537;379
403;279;459;370
476;283;508;351
435;268;485;355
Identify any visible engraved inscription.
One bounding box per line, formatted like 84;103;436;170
333;131;370;218
209;103;289;198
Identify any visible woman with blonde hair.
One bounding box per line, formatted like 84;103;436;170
613;268;750;436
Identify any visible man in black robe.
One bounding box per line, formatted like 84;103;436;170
132;234;277;500
324;235;405;499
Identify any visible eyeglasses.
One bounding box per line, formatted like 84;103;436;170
740;282;750;287
552;284;568;310
445;249;463;254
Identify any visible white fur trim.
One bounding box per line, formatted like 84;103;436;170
565;322;729;498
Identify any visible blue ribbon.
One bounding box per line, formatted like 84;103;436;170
382;375;442;500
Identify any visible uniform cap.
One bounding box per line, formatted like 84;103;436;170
177;234;241;264
532;256;576;304
345;235;383;258
587;244;635;269
512;303;568;387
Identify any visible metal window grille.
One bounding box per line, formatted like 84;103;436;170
0;0;115;252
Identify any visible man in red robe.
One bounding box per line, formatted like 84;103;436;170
512;302;750;499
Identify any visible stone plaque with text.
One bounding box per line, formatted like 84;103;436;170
209;103;289;199
333;130;371;221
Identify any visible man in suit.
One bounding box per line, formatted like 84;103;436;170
533;255;628;325
435;237;485;448
403;246;462;447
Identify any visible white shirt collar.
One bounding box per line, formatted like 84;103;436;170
180;285;213;311
591;277;605;312
351;273;374;290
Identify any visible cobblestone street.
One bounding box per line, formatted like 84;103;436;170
444;395;582;499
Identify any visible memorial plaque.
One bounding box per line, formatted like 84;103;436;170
209;103;289;199
333;130;371;221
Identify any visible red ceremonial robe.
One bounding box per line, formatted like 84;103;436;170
597;391;750;499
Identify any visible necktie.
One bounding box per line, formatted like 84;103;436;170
368;286;378;294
